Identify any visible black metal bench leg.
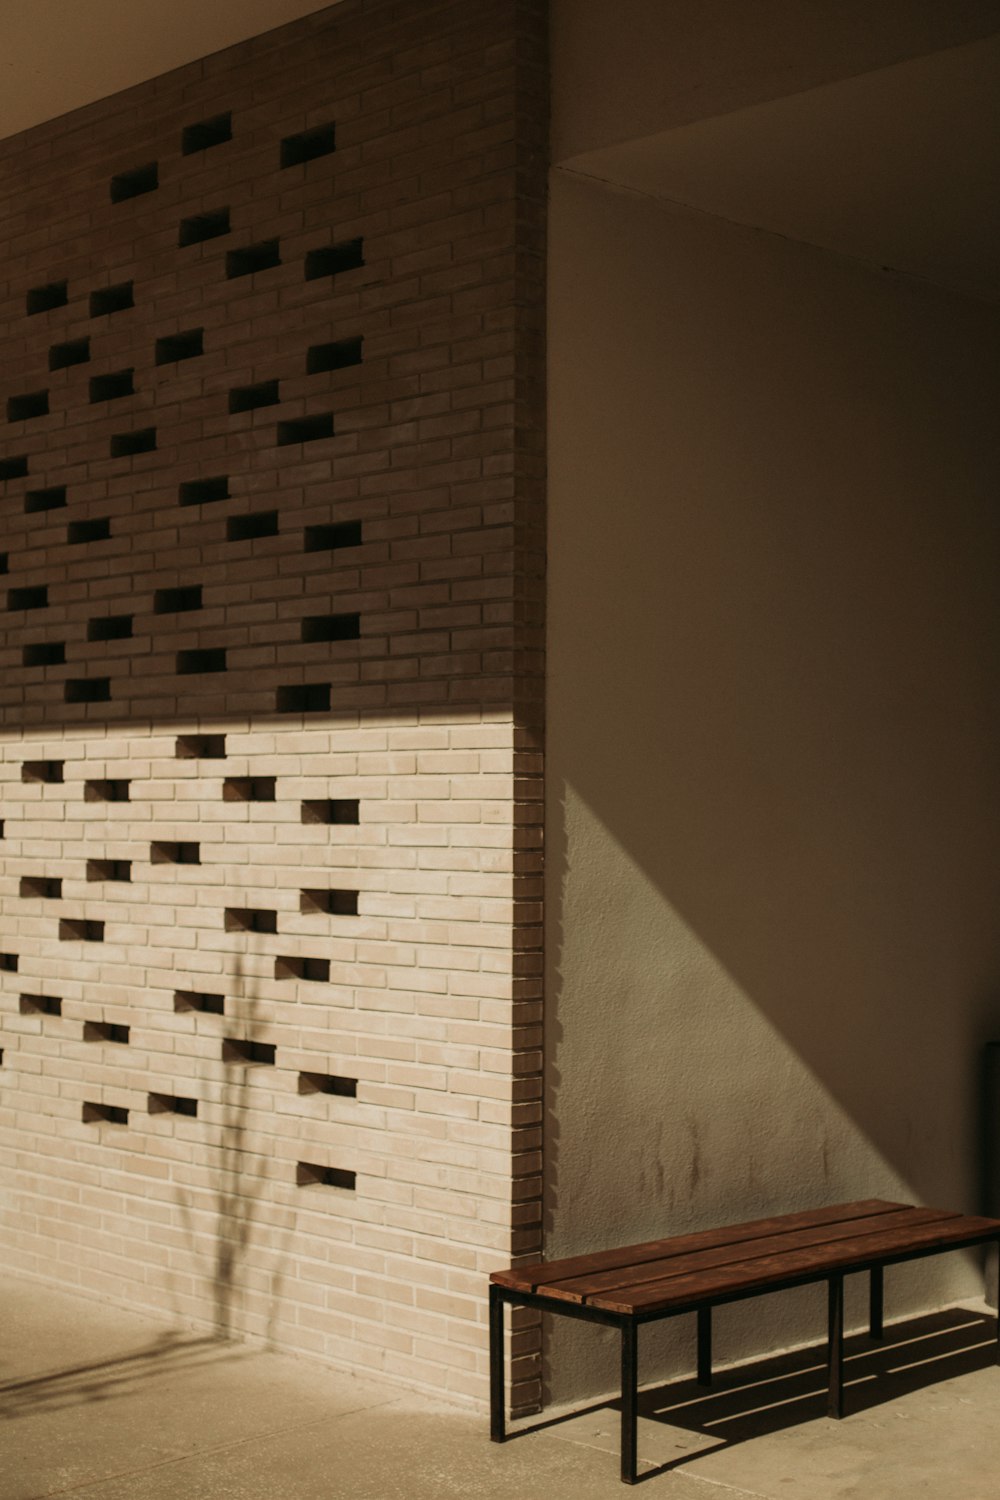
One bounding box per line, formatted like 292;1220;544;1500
697;1306;712;1387
827;1273;845;1419
869;1264;883;1340
489;1283;506;1442
621;1318;638;1484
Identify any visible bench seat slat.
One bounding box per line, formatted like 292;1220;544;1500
587;1212;1000;1314
489;1199;906;1292
538;1206;958;1304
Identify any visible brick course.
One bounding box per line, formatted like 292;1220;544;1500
0;0;545;1410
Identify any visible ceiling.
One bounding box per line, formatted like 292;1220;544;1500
2;4;997;305
0;1;335;142
564;32;1000;305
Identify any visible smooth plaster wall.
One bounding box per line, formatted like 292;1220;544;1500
545;168;1000;1397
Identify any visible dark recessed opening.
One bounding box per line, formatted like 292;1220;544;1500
296;1162;355;1190
274;955;330;983
303;520;362;553
276;683;330;714
223;777;276;802
298;1072;358;1097
65;677;111;703
227;510;278;542
0;953;18;972
27;281;68;315
300;888;359;916
224;907;278;934
281;122;336;168
155;329;204;364
110;428;156;457
179;208;231;247
222;1038;276;1065
82;1101;129;1124
110;162;158;202
174;989;225;1015
22;642;65;667
175;734;226;759
90;369;134;403
304;239;364;280
22;759;64;783
179;475;229;507
301;799;359;825
25;486;67;514
0;554;7;575
8;585;48;611
154;584;202;614
88;614;133;641
59;918;105;942
68;517;111;544
83;1020;130;1043
301;612;360;643
277;414;333;446
84;779;130;802
49;337;90;371
21;993;62;1016
90;282;134;316
21;759;63;784
226;239;280;279
151;841;201;865
177;647;226;674
182;112;232;154
0;456;29;480
20;875;62;899
149;1092;198;1116
8;391;49;422
86;859;132;883
229;380;279;414
306;336;363;376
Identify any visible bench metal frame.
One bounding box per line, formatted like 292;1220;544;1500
490;1232;1000;1485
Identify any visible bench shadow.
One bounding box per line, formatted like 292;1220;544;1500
632;1307;997;1481
509;1309;997;1479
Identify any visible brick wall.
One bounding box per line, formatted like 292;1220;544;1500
0;0;546;1409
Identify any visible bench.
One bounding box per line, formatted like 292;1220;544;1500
489;1198;1000;1484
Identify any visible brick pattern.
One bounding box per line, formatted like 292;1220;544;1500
0;0;546;1407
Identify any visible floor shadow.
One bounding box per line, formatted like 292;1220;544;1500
638;1308;997;1479
510;1308;997;1478
0;1333;243;1422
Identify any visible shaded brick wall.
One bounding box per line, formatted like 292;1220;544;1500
0;0;545;1408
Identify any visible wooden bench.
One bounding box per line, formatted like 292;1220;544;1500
489;1198;1000;1484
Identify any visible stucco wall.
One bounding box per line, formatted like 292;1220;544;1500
545;168;1000;1397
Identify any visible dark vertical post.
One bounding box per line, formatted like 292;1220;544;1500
489;1283;506;1442
827;1273;845;1419
697;1305;712;1386
621;1318;639;1484
869;1264;884;1340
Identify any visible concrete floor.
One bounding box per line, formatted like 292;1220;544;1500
3;1276;999;1499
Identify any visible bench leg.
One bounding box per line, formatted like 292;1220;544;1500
621;1319;638;1484
697;1306;712;1387
827;1273;845;1419
489;1283;506;1443
869;1265;883;1340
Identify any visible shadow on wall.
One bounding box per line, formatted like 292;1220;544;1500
174;955;293;1343
543;173;1000;1307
